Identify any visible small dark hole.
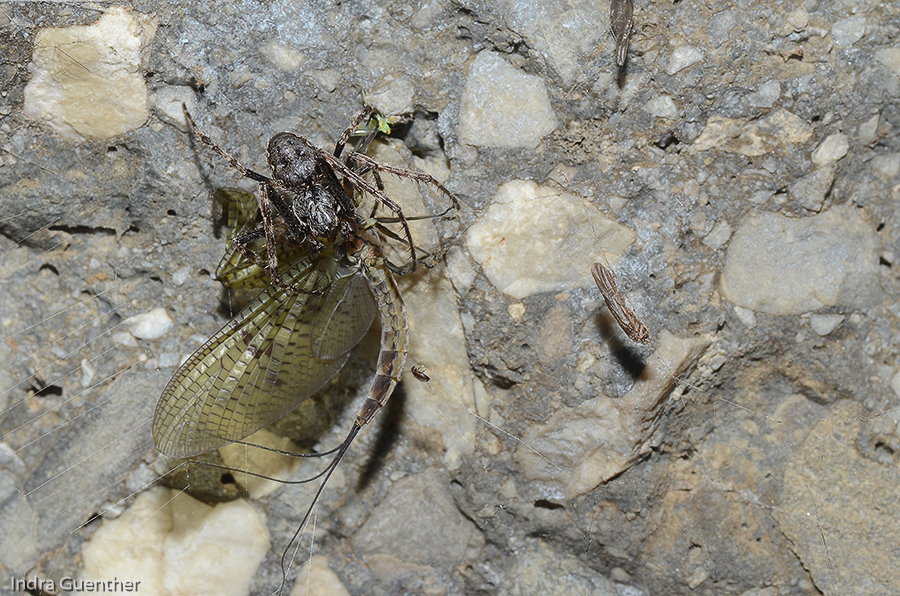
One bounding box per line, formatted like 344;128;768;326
35;383;63;397
533;499;565;510
167;209;177;216
107;146;117;153
874;441;895;456
220;473;236;485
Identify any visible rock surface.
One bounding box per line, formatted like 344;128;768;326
1;2;898;596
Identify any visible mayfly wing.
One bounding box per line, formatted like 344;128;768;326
153;251;371;458
610;0;634;67
213;188;308;290
311;266;378;360
591;261;652;344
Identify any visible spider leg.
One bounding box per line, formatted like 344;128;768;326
347;153;460;210
333;105;375;159
182;104;271;184
319;151;418;270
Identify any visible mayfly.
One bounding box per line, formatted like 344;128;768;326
591;261;651;344
610;0;634;67
153;104;458;575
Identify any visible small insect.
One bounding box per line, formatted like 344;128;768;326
153;104;458;582
610;0;634;67
591;261;651;344
410;364;431;382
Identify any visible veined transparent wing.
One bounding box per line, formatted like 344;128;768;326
153;249;378;458
212;188;308;290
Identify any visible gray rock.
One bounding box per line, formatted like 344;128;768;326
458;51;558;149
789;165;835;212
352;467;483;569
721;205;881;315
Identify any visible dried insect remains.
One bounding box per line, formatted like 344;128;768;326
153;104;458;583
591;261;651;344
610;0;634;67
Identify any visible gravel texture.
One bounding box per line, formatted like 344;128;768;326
1;1;899;596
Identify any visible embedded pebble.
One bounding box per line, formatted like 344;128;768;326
458;51;558;149
858;114;880;144
514;539;617;596
870;153;900;180
498;0;607;84
831;15;866;47
515;331;710;499
218;429;300;498
367;77;415;116
692;109;813;156
702;220;733;250
79;358;96;388
261;41;306;71
152;86;195;132
774;401;900;596
0;443;26;476
747;80;781;109
290;556;351;596
875;48;900;78
811;133;849;166
666;46;703;75
732;305;757;329
23;7;158;139
403;268;481;470
809;314;844;336
787;7;809;30
789;166;835;212
76;487;269;596
643;95;679;120
465;180;636;299
352;468;482;568
124;307;173;340
720;205;881;315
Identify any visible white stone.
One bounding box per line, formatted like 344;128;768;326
152;86;195;132
789;166;835;212
643;95;679;120
875;48;900;78
732;305;757;329
402;266;483;470
219;430;300;498
747;80;781;109
809;314;844;336
702;220;733;250
811;133;849;165
832;15;866;47
367;77;415;116
261;41;306;71
465;180;636;299
290;555;351;596
124;307;173;340
499;0;608;84
858;114;880;144
75;487;269;596
870;153;900;181
692;109;813;156
720;205;881;315
666;46;703;75
23;7;158;139
787;7;809;30
458;52;558;149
